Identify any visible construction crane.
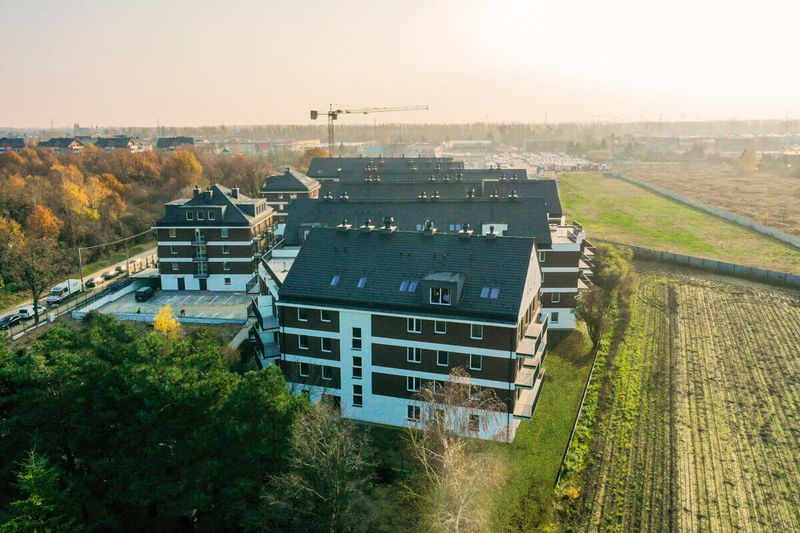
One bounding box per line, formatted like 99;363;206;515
310;104;428;154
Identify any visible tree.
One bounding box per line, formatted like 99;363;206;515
738;149;759;173
592;244;632;293
153;304;180;336
7;237;66;323
0;315;304;530
162;150;203;192
407;368;506;533
25;205;63;241
576;285;610;349
0;216;25;287
296;147;329;173
0;451;79;533
262;401;373;532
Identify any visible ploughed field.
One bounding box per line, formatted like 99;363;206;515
558;172;800;274
567;267;800;531
619;162;800;238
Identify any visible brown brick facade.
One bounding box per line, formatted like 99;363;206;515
280;360;341;389
371;314;516;352
371;343;513;382
282;333;340;361
279;305;340;333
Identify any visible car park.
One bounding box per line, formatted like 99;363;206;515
0;314;21;330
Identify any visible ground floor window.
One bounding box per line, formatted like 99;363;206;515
407;404;421;422
299;362;310;377
468;414;480;432
551;312;560;323
353;384;363;407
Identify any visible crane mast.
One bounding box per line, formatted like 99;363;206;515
310;104;428;154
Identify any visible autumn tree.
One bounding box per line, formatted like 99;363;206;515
296;147;329;173
153;305;180;336
738;149;759;173
25;205;63;241
0;217;25;287
576;285;610;348
8;238;67;323
407;368;506;533
162;150;203;192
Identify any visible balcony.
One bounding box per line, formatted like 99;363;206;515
192;234;207;245
513;370;545;419
514;364;537;389
248;298;279;331
517;314;549;359
192;254;208;262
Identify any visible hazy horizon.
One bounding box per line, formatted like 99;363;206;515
3;0;800;129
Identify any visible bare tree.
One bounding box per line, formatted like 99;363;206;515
407;368;507;533
9;238;67;323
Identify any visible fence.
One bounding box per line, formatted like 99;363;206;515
596;238;800;289
608;172;800;250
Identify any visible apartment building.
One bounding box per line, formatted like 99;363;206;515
0;138;24;152
94;136;141;152
283;194;585;328
307;156;462;180
260;167;321;223
153;184;275;291
275;224;548;442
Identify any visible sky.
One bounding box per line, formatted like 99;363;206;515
1;0;800;128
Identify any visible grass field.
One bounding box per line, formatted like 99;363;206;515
558;172;800;274
561;266;800;531
619;162;800;238
489;328;595;531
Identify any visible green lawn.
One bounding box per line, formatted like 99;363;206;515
489;327;595;532
559;172;800;274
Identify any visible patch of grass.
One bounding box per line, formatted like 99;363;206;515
559;172;800;274
81;240;156;276
489;326;595;532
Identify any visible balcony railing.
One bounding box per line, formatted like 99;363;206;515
192;235;207;244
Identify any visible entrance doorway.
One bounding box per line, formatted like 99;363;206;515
177;277;185;290
199;279;207;290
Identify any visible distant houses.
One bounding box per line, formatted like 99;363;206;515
157;136;194;151
94;136;142;152
39;137;84;153
0;137;25;152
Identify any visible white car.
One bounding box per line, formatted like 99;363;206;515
18;305;45;320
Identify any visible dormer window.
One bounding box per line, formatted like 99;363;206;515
197;211;204;221
430;287;451;305
186;211;194;221
208;211;215;221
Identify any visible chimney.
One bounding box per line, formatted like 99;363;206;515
204;187;213;201
231;185;239;199
323;192;333;201
285;166;291;174
507;190;518;200
339;192;349;201
419;191;428;201
422;219;437;237
490;189;500;200
466;188;476;200
337;219;352;232
458;223;474;239
428;174;436;183
193;184;201;199
380;216;397;233
486;225;498;239
431;190;440;201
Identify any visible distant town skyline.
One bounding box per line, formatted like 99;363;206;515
2;0;800;128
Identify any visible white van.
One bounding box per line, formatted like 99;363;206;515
46;279;83;306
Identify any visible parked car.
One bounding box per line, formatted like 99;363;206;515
18;305;44;320
135;286;156;302
115;264;128;274
102;270;119;281
0;314;21;330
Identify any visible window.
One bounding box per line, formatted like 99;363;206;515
551;292;561;304
320;309;332;322
171;262;179;271
407;347;422;363
407;404;421;422
448;224;462;231
551;312;560;323
299;362;310;377
224;277;231;286
480;287;490;298
399;280;409;292
480;287;500;299
297;308;309;321
222;245;230;255
330;275;340;286
538;250;546;262
357;277;367;289
221;228;229;238
322;337;332;352
223;262;231;271
468;414;480;432
408;281;418;292
470;354;482;371
208;211;215;221
430;287;451;305
490;288;499;299
170;245;177;255
407;376;421;392
353;384;363;407
352;327;362;350
169;228;176;238
186;211;193;221
197;211;204;221
470;324;483;340
353;356;363;380
434;321;447;334
322;366;332;381
437;350;449;366
416;223;424;231
407;318;422;334
298;335;309;350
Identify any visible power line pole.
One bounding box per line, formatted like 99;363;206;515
77;247;85;289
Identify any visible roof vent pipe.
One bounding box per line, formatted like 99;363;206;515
486;225;498;239
193;184;201;199
337;219;352;231
380;216;397;233
360;218;375;232
422;219;437;237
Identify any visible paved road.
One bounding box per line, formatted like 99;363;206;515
0;246;157;319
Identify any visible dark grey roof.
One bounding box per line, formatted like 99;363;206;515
157;136;194;149
40;137;83;148
307;156;460;178
320;178;562;217
95;136;136;149
283;197;552;247
155;184;272;227
332;168;529;183
279;227;536;323
0;138;25;149
261;167;320;193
